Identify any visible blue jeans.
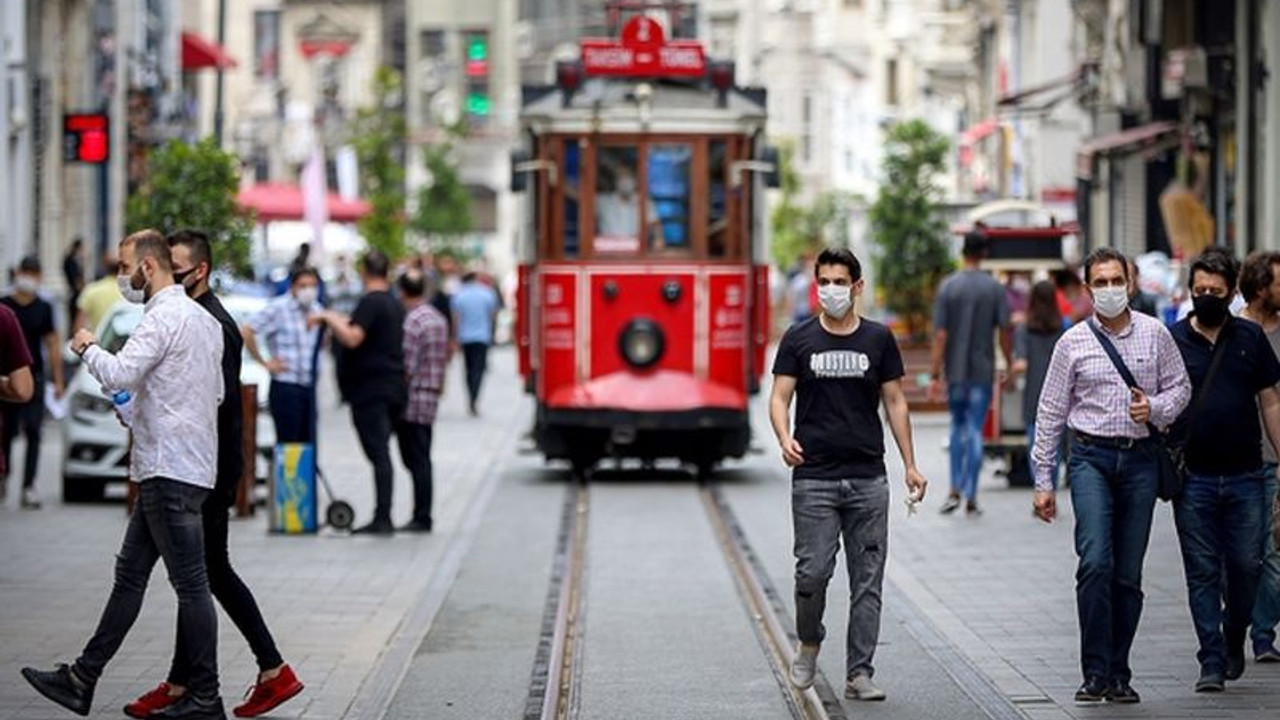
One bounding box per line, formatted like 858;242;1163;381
1026;421;1060;490
1252;466;1280;648
1067;437;1159;682
75;479;219;696
1175;470;1268;673
792;477;889;679
948;382;992;501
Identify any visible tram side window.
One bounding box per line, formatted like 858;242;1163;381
708;140;728;257
595;145;660;254
563;140;581;257
647;144;691;253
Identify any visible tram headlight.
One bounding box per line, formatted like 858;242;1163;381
618;318;665;369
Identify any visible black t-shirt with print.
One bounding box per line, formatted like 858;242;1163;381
772;316;905;480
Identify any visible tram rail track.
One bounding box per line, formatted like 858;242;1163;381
524;474;846;720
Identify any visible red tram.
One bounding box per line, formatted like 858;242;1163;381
510;9;777;477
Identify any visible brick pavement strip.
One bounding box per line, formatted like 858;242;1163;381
884;414;1280;720
0;351;529;720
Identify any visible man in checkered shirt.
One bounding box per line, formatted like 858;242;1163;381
395;270;450;533
1032;247;1191;705
242;268;324;444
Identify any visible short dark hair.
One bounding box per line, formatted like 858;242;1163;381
121;229;173;271
17;256;41;274
398;270;426;299
962;230;990;260
1083;247;1129;284
289;266;320;284
1188;246;1240;293
361;249;390;279
462;271;478;284
814;247;862;282
166;229;213;269
1240;251;1280;303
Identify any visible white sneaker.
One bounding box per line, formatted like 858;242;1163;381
20;488;41;509
789;643;819;690
845;674;886;701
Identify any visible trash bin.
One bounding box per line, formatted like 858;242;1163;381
270;443;317;534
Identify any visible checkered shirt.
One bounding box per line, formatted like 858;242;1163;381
248;295;322;386
1031;312;1191;492
403;302;450;426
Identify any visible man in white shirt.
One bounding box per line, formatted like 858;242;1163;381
22;229;228;720
595;167;665;249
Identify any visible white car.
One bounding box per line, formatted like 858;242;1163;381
60;295;277;502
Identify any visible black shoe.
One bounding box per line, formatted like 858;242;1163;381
1073;676;1109;703
150;693;226;720
352;521;394;536
21;663;94;716
1226;640;1246;680
399;520;433;533
965;501;983;517
1107;679;1140;703
1195;669;1225;693
939;497;961;515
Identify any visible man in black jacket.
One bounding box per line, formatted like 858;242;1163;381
115;230;304;719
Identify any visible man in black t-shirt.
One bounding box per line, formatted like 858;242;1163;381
2;256;65;509
770;247;928;702
1170;249;1280;692
314;250;406;535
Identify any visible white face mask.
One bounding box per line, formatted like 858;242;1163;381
616;176;637;196
13;274;39;294
117;273;146;305
1092;286;1129;319
818;284;853;319
294;287;319;308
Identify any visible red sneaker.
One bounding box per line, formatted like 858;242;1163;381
233;665;304;718
124;682;181;718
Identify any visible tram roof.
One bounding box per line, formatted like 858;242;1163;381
519;79;767;134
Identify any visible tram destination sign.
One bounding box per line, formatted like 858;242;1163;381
581;16;706;78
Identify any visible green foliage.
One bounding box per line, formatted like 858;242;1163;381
410;142;472;244
768;142;858;269
125;137;253;276
869;119;954;340
352;67;409;261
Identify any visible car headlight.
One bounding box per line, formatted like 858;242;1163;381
618;318;664;369
72;392;113;417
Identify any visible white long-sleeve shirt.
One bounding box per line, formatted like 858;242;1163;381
81;284;224;489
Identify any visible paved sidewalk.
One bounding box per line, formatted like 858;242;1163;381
0;349;529;720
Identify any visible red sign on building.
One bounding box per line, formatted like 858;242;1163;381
581;16;706;78
63;113;110;164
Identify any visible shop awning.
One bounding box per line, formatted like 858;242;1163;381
959;118;1004;167
997;66;1085;112
1076;122;1180;181
237;183;372;223
181;32;237;71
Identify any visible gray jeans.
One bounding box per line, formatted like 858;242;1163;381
792;476;889;679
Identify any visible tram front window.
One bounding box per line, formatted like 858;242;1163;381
594;146;663;253
647;144;691;252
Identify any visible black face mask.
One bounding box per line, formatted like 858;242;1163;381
1193;294;1231;328
173;267;198;293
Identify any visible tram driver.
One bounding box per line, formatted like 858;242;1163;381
595;165;666;251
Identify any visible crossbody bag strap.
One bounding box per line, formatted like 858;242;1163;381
1182;320;1231;428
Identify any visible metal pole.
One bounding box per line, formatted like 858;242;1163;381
213;0;227;146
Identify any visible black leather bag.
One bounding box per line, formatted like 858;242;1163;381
1087;321;1225;502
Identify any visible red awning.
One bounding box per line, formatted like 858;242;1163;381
1076;121;1180;180
237;183;372;223
959;118;1004;167
182;32;237;71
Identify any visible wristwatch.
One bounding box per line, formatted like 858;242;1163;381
75;340;96;357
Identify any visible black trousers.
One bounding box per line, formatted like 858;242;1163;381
77;479;219;697
395;420;434;527
2;373;44;488
168;494;283;684
351;400;402;525
269;381;315;444
461;342;489;409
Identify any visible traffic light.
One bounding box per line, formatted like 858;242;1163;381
63;113;110;164
464;31;490;124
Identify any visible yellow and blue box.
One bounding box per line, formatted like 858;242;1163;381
271;443;317;534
